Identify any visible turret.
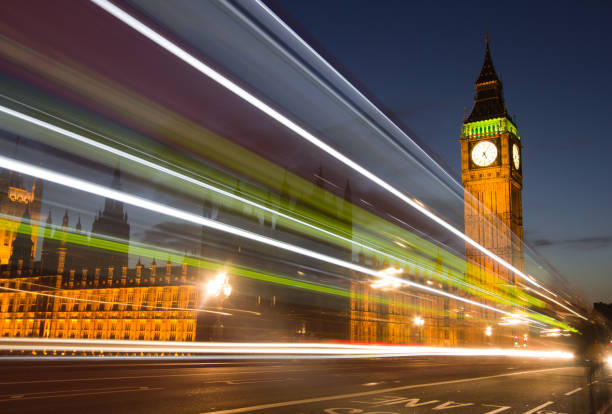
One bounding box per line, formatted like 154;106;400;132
8;206;34;276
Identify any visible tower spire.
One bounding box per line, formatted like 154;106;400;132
465;35;511;124
62;209;69;228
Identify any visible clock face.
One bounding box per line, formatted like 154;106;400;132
471;141;498;167
512;144;520;169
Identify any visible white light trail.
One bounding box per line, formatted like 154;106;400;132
90;0;585;321
0;104;533;316
0;156;547;326
0;104;450;292
250;0;461;188
0;337;574;359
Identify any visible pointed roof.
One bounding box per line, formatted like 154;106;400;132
100;166;126;218
465;35;512;124
46;209;53;224
475;33;500;84
21;205;31;221
15;205;32;237
62;209;69;227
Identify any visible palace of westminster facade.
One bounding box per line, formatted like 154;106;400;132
0;40;528;346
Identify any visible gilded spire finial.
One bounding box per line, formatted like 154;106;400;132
485;30;489;46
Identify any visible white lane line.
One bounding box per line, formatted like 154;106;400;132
0;385;145;398
0;368;310;385
482;404;511;413
564;387;582;396
199;367;570;414
0;387;162;402
522;401;554;414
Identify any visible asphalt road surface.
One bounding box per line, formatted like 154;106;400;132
0;357;610;413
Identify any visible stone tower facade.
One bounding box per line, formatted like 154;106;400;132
0;167;43;267
460;37;524;290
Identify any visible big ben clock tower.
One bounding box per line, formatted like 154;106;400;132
461;36;524;289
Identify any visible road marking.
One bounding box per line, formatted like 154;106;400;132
225;379;287;385
0;386;162;402
522;401;554;414
564;387;582;396
0;385;141;398
200;366;570;414
482;404;511;413
0;367;309;385
432;401;473;410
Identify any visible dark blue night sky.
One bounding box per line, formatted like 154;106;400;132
269;0;612;303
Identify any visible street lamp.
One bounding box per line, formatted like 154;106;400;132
485;326;492;337
204;272;232;340
414;316;424;344
206;272;232;299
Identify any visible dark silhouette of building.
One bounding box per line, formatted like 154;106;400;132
90;167;130;271
8;206;33;276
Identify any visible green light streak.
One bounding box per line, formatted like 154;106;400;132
0;216;574;331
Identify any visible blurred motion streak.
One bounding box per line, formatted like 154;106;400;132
0;337;574;359
0;156;576;334
0;0;587;350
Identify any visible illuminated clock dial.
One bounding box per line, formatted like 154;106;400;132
471;141;498;167
512;144;520;169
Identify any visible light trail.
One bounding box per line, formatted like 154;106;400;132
3;216;471;324
0;104;549;314
0;103;554;320
0;104;452;289
90;0;586;321
0;70;578;322
0;337;574;359
0;285;233;315
0;156;552;327
0;102;486;305
249;0;462;190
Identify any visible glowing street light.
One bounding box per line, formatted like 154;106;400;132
204;272;232;341
414;316;425;344
206;272;232;298
485;326;492;337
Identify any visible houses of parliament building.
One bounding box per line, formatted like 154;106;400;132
0;39;528;347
